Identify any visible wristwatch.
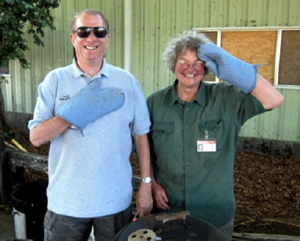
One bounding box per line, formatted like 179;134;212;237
141;176;152;184
70;125;79;130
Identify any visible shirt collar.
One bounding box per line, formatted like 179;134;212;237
71;58;110;79
168;80;182;105
169;80;207;106
194;81;208;106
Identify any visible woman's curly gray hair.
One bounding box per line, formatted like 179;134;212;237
163;31;212;74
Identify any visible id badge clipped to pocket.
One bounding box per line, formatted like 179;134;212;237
197;130;217;152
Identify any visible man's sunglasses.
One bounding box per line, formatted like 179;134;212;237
74;27;108;38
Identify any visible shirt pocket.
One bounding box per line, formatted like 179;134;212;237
198;119;224;151
150;122;174;155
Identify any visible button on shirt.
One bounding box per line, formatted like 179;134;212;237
147;80;265;228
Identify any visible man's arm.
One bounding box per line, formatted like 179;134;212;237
150;155;170;210
134;134;153;218
250;74;284;110
30;116;71;147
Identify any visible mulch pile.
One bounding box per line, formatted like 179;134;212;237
233;152;300;235
19;140;300;235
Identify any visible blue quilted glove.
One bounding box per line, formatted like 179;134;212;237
199;43;259;93
57;80;125;136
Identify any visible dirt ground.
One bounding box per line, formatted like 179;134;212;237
0;205;15;239
2;139;300;238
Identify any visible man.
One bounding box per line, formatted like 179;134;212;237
147;32;284;240
28;9;152;241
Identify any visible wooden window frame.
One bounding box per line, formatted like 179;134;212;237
193;26;300;88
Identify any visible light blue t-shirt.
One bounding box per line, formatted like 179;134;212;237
28;59;151;218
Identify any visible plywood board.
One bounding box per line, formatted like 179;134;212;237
203;32;217;44
201;31;217;82
279;31;300;85
221;31;277;84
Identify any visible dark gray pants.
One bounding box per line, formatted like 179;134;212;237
44;205;132;241
218;218;234;241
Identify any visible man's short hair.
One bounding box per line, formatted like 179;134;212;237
71;9;110;33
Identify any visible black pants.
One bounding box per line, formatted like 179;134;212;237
44;205;132;241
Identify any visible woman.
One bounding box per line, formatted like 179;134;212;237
147;32;284;240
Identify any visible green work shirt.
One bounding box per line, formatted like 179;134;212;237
147;80;265;228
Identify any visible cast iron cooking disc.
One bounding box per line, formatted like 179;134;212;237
114;212;226;241
127;229;156;241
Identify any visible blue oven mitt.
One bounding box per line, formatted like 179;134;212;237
198;43;259;93
57;80;125;136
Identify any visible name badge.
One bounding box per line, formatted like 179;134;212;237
197;140;217;152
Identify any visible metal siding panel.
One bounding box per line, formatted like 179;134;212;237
12;63;23;112
101;0;115;65
1;74;13;112
153;0;162;93
43;26;55;77
30;43;42;112
266;0;277;26
277;88;300;142
112;0;125;68
24;60;33;113
157;0;176;92
261;107;280;139
143;0;158;96
62;1;74;65
175;0;191;31
74;1;88;13
5;63;14;111
288;0;300;25
240;114;263;139
266;0;290;26
274;89;287;140
210;0;220;27
131;0;141;79
4;0;300;144
209;0;227;27
247;0;266;27
131;0;145;91
52;7;66;69
193;0;211;27
231;0;248;27
240;88;300;142
227;0;240;27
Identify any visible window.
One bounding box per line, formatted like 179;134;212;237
194;27;300;86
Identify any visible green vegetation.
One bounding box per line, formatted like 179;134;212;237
0;0;60;69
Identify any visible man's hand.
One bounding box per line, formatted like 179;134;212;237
57;79;125;134
199;43;259;93
152;182;170;210
135;182;153;218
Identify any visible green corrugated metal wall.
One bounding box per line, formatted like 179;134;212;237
1;0;300;142
131;0;300;96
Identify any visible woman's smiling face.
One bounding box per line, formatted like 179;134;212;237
175;49;205;90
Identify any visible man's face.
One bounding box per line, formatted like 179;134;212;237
70;13;110;66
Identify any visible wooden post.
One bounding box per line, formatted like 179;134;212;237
0;84;8;204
